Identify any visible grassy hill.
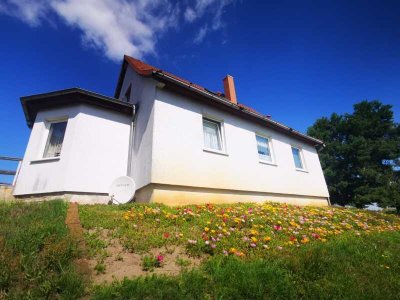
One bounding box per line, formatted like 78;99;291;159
1;200;399;299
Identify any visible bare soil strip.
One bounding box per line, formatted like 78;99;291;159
87;234;202;284
65;202;91;282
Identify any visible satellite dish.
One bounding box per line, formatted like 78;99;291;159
109;176;136;204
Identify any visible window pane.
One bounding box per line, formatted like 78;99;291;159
43;121;67;158
123;84;132;102
203;119;222;151
292;147;303;169
256;135;271;161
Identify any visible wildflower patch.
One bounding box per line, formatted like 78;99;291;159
79;201;400;280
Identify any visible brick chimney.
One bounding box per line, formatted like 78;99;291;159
223;75;237;104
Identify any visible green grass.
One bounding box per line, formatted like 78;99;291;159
91;231;400;300
0;200;84;299
79;202;400;257
1;200;399;299
80;202;400;299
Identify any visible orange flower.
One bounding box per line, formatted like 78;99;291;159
264;236;272;242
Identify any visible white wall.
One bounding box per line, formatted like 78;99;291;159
14;104;131;195
151;88;329;198
118;67;156;189
14;68;329;202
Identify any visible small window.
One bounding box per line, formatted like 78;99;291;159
256;135;272;162
43;121;68;158
291;146;304;170
203;118;223;151
123;84;132;102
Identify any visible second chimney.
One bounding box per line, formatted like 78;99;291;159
223;75;237;104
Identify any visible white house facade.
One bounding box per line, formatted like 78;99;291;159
13;55;330;206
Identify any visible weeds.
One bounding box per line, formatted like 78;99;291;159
0;200;84;299
141;255;164;271
92;231;400;299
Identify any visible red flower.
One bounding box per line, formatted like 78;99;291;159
163;232;170;238
157;255;164;262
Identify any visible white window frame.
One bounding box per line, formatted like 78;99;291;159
291;145;307;172
39;117;68;160
255;133;276;166
202;116;227;156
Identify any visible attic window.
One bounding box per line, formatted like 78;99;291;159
123;84;132;102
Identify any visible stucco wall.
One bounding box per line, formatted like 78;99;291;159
151;88;329;199
13;104;131;196
118;67;157;190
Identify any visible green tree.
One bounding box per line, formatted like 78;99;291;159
307;101;400;211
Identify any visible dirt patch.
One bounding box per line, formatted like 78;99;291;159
86;229;202;284
0;185;15;201
65;202;91;281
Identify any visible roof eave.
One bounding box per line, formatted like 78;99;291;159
152;71;324;147
21;88;134;128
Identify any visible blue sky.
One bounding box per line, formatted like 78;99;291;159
1;0;399;183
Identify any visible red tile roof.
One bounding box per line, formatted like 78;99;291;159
124;55;271;116
121;55;323;147
124;55;156;76
124;55;207;92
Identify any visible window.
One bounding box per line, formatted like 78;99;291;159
43;121;68;158
291;146;305;170
203;118;223;151
256;135;272;162
123;84;132;102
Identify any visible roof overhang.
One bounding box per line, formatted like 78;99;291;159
114;55;324;148
152;71;324;148
21;88;134;128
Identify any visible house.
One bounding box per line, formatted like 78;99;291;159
13;55;330;206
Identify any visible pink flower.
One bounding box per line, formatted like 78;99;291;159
157;255;164;262
211;243;216;249
273;225;282;231
311;233;320;239
250;243;257;248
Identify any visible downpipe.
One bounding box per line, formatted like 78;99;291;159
127;105;136;176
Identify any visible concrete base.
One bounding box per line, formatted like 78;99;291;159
13;184;329;207
14;192;110;204
136;183;329;207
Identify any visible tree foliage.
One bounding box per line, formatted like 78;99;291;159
307;100;400;210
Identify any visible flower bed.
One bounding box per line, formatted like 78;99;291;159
80;201;400;259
